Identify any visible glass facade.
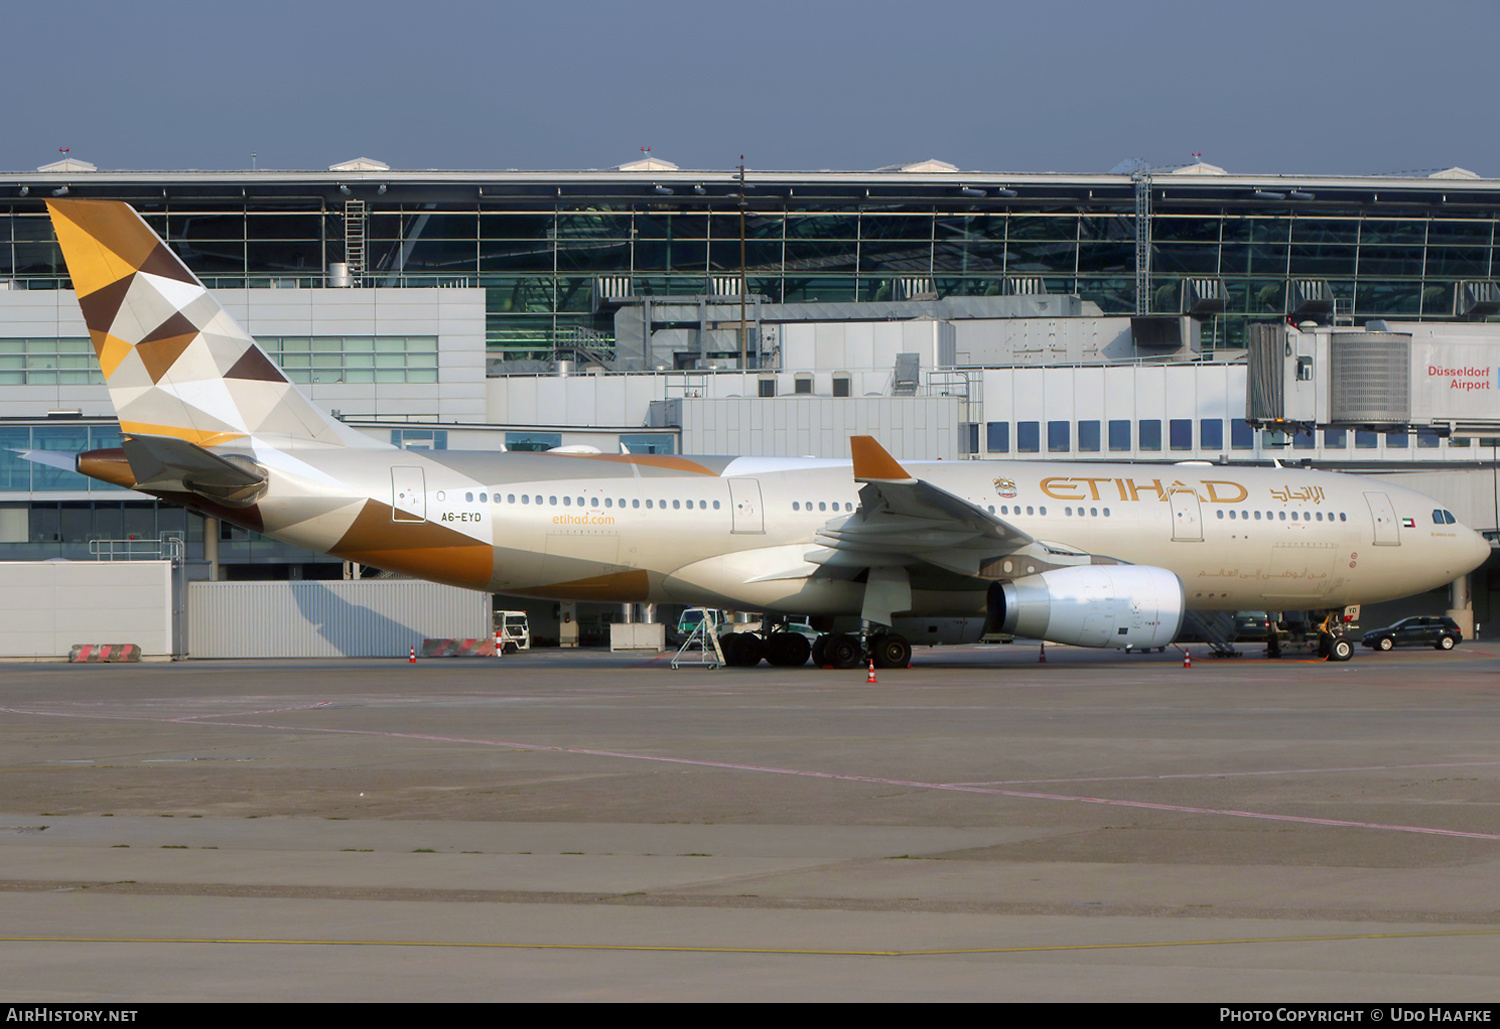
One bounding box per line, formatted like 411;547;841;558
0;338;100;384
263;336;439;385
3;171;1498;361
0;424;125;492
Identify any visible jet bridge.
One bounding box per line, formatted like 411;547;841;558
1247;321;1500;438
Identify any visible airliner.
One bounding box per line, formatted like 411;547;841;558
36;199;1491;667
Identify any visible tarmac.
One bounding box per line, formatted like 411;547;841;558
1;641;1498;1002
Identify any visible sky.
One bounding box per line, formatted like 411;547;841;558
8;0;1498;178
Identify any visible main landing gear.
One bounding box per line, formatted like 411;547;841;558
720;628;912;670
718;628;812;668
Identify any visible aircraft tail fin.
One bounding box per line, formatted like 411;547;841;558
46;199;370;449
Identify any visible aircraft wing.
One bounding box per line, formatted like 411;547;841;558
808;436;1033;579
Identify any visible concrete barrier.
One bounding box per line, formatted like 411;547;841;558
420;638;498;658
68;644;142;663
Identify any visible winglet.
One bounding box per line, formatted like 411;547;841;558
850;436;916;483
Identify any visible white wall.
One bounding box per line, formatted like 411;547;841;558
0;561;172;658
188;579;490;658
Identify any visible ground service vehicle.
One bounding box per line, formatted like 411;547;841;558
494;610;530;653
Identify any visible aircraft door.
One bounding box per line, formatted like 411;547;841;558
1363;491;1400;546
1169;489;1203;542
391;466;426;522
728;478;765;534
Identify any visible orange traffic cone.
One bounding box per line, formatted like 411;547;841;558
1182;648;1191;669
866;659;878;684
1038;642;1046;663
409;645;417;664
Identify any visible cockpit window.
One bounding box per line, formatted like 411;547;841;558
1444;510;1456;524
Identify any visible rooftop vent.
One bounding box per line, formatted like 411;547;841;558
619;156;679;171
328;157;390;172
37;157;96;173
1169;161;1228;175
876;159;959;173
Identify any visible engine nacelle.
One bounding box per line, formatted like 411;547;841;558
989;565;1185;650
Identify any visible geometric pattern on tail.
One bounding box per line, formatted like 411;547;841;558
47;198;362;448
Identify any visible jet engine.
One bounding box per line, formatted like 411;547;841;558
988;565;1185;650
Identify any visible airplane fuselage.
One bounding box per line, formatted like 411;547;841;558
229;443;1487;619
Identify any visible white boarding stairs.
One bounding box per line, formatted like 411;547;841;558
671;609;727;670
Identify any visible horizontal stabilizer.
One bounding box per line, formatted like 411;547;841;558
122;434;266;507
14;449;79;472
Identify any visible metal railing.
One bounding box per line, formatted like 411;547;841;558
89;537;184;562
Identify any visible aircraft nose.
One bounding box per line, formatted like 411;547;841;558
1463;528;1492;573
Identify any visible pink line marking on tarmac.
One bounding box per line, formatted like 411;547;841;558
160;717;1500;842
5;705;1498;842
944;759;1500;787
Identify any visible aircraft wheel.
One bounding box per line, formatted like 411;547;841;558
716;633;741;665
825;633;862;669
1377;637;1394;652
729;632;764;667
1438;635;1456;651
872;633;912;669
1329;636;1354;662
810;635;827;667
766;632;811;667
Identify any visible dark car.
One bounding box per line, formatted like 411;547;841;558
1233;611;1273;641
1361;616;1463;652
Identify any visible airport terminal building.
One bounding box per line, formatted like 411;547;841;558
3;156;1498;642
